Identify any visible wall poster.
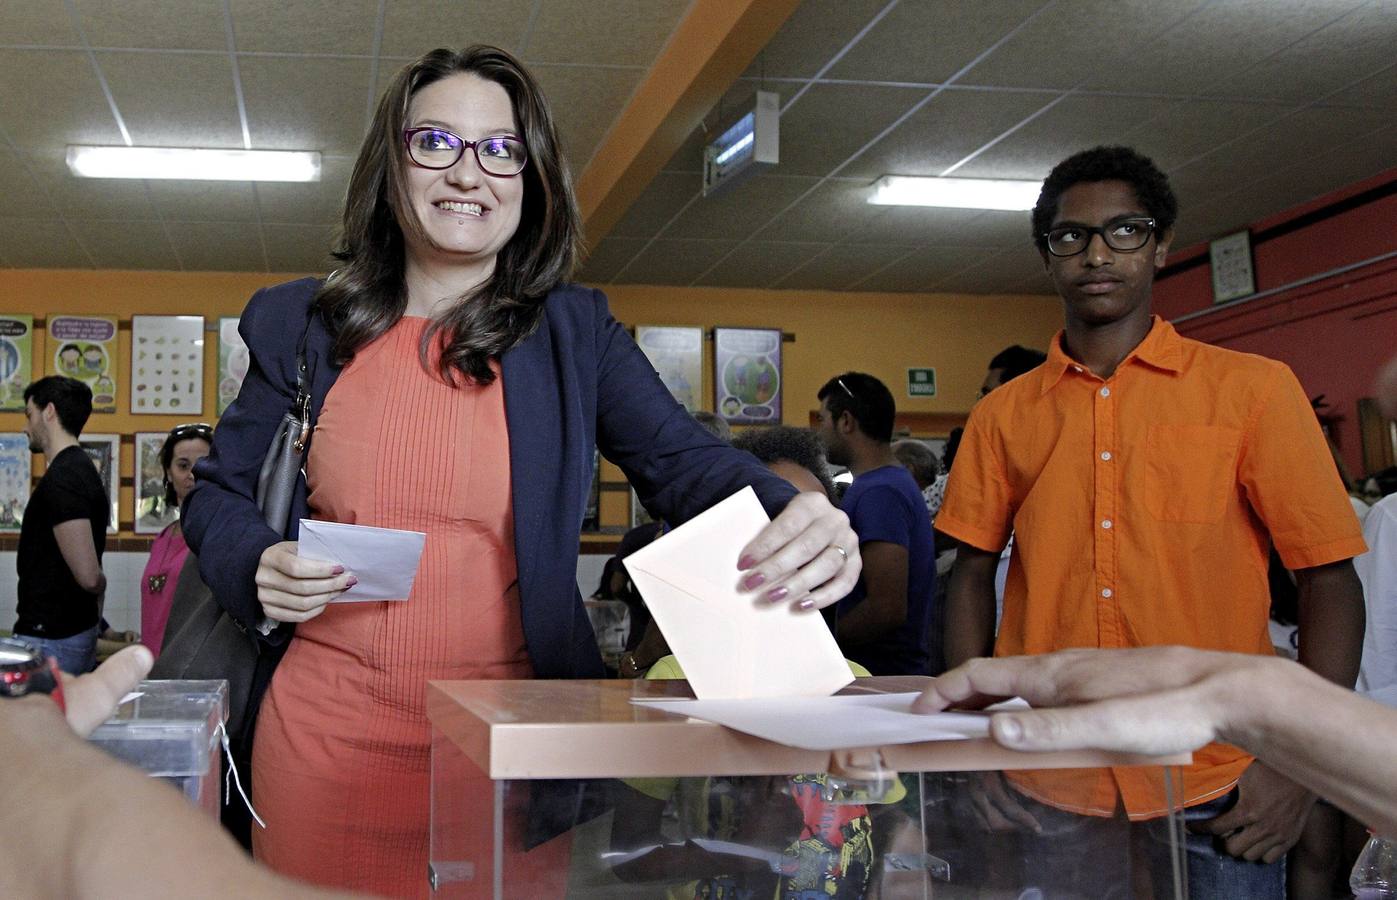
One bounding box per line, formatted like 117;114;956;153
218;316;249;415
635;325;702;411
48;315;118;414
132;315;204;414
0;315;34;412
0;433;30;532
135;432;177;535
78;433;119;534
713;327;782;425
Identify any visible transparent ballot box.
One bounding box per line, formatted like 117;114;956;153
427;679;1191;898
88;678;228;817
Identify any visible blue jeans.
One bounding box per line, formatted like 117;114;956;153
18;625;99;674
1005;784;1285;899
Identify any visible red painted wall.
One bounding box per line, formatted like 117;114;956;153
1154;168;1397;478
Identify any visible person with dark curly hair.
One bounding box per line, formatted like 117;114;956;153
935;146;1366;897
733;425;839;502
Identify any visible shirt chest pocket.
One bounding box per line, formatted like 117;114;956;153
1144;424;1241;524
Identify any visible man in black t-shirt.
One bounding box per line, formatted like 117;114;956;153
13;376;109;673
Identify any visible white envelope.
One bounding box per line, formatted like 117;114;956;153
623;487;853;700
633;693;1030;751
296;519;427;603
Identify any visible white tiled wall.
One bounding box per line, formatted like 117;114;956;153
2;551;618;639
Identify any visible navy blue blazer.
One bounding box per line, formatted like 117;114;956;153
183;277;797;679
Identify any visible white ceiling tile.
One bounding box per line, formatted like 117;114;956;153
962;0;1210;90
261;223;335;272
663;174;819;242
2;0;80;46
0;49;124;149
525;0;688;67
759;180;884;244
229;0;379;55
692;241;828;288
1115;100;1294;173
773;242;921;291
737;0;893;80
611;238;737;285
72;0;225;50
1325;63;1397;110
166;221;268;271
849;206;1025;249
840;88;1058;180
0;147;60;218
849;246;981;293
578;236;648;284
0;219;91;268
774;83;926;177
146;180;260;224
67;219;180;269
32;154;161;222
239;56;372;153
949;94;1181;180
254;155;352;225
1080;0;1371;97
929;246;1045;294
378;2;527;59
97;51;244;148
607;170;702;240
824;0;1046;84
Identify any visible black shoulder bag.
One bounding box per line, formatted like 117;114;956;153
152;321;315;740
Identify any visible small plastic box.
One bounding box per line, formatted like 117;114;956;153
88;679;229;817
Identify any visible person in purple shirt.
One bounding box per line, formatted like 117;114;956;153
816;372;937;675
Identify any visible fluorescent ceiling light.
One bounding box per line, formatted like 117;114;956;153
66;146;321;182
713;130;754;166
868;175;1040;211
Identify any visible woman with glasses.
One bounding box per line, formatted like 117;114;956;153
181;46;859;896
138;423;212;656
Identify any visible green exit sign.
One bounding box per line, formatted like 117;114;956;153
907;367;937;397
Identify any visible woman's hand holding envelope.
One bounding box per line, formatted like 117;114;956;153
255;541;359;623
736;491;861;612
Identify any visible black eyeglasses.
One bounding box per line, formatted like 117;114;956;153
402;127;528;177
169;422;213;442
1042;217;1157;258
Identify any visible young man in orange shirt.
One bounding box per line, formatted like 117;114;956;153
935;146;1366;896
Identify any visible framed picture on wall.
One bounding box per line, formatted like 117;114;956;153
132;315;204;415
47;315;118;414
635;325;703;411
713;327;782;425
218;316;249;415
1209;230;1255;304
0;433;30;532
78;433;120;534
134;432;178;535
0;315;34;412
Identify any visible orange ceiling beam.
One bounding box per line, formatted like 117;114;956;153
575;0;801;247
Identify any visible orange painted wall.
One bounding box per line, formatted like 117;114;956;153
0;268;1061;534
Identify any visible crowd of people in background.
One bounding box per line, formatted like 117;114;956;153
5;39;1396;900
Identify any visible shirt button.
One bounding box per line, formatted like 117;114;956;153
1100;387;1111;398
1101;519;1113;529
1100;451;1112;461
1101;588;1113;598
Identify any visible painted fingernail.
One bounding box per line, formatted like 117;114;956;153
736;555;756;571
765;586;789;603
345;576;358;587
796;598;815;610
331;565;345;575
742;572;766;590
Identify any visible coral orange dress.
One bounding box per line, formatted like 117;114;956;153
251;317;534;896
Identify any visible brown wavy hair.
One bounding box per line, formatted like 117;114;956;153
316;46;582;384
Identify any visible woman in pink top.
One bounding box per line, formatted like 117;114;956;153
139;423;212;655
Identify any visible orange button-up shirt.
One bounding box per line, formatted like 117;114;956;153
937;317;1366;818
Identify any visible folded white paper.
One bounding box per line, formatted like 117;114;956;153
623;487;853;700
632;693;1029;751
296;519;426;603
